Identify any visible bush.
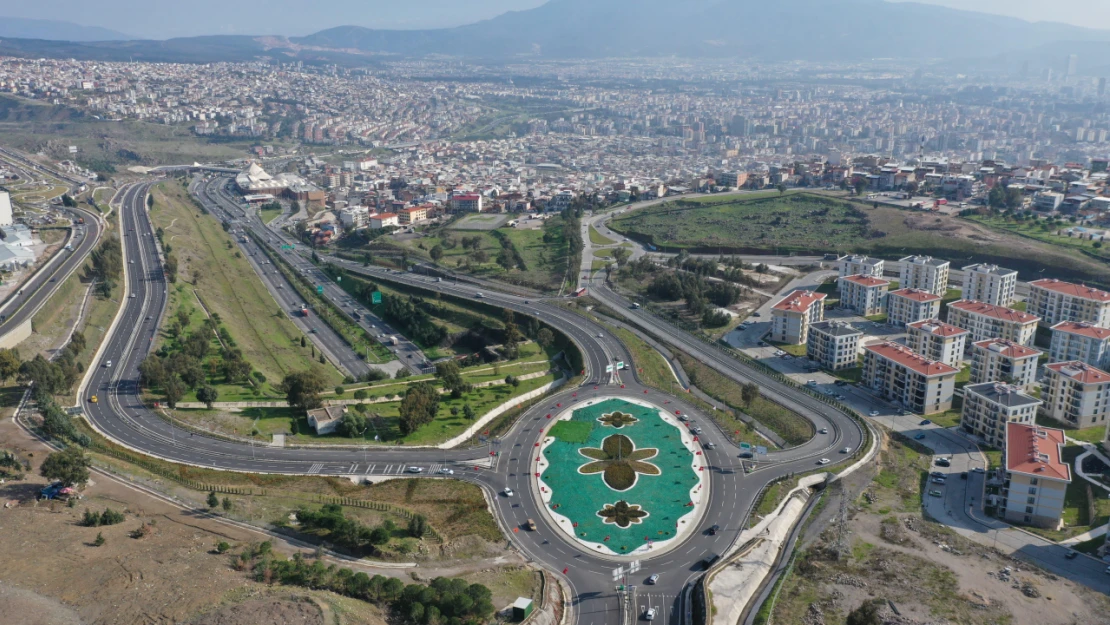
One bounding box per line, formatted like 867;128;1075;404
216;541;231;553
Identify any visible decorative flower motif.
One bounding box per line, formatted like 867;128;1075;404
578;434;660;491
598;411;638;429
597;501;648;528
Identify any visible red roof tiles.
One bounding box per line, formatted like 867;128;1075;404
949;300;1040;324
1045;361;1110;384
1005;422;1070;482
1051;321;1110;341
972;338;1041;359
772;290;827;313
840;274;890;288
1030;279;1110;303
865;341;958;377
908;319;969;338
889;288;942;303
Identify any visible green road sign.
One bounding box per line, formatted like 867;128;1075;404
316;285;324;294
336;276;342;283
615;361;625;369
740;442;752;449
371;291;382;305
281;244;292;250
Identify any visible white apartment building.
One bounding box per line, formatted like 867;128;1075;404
770;290;826;345
1049;321;1110;370
0;191;11;227
970;339;1042;389
899;255;950;296
1041;361;1110;429
838;274;890;317
862;342;958;415
961;264;1018;308
886;288;942;328
946;300;1040;347
369;213;399;229
806;321;862;372
960;382;1041;448
1000;423;1070;530
906;319;969;369
338;205;369;229
1027;279;1110;328
837;254;884;278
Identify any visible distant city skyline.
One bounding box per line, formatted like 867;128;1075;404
2;0;1108;40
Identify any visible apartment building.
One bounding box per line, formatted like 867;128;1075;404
960;383;1041;448
961;264;1019;307
1027;279;1110;328
898;255;950;296
946;300;1040;346
838;274;890;316
770;290;827;345
1041;361;1110;428
398;206;429;224
970;339;1042;389
369;212;399;229
449;193;483;213
862;342;958;415
886;288;942;328
906;320;969;369
837;254;884;278
1049;321;1110;370
807;321;862;371
999;423;1070;530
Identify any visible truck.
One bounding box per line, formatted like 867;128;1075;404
573;287;587;297
300;306;310;317
388;336;399;346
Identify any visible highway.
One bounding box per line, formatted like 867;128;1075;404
69;176;874;625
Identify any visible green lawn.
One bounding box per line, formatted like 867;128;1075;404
954;365;971;389
865;313;889;323
589;225;615;246
259;204;283;224
967;215;1110;266
610;327;676;390
152;183;340;386
548;420;594;443
1025;446;1110;541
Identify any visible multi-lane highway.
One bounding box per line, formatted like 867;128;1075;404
69;175;875;625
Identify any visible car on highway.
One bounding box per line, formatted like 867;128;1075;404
438;468;454;475
526;519;537;531
806;380;817;386
406;466;424;473
88;395;97;403
645;609;656;621
644;574;660;585
1065;551;1079;560
502;488;514;497
819;428;828;434
842;447;852;454
929;490;943;497
701;554;720;570
475;292;484;298
919;419;932;426
678;415;689;422
105;360;112;368
868;410;880;417
706;524;719;535
914;433;927;440
818;458;830;465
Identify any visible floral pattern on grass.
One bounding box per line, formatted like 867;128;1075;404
578;434;660;491
598;501;648;528
598;411;638;428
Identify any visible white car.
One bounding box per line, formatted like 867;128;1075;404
105;360;112;368
819;428;828;434
406;466;424;474
806;380;817;386
842;447;852;454
439;468;454;475
869;410;880;417
645;609;656;621
818;458;831;465
503;488;514;497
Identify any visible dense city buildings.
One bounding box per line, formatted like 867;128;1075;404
999;422;1070;530
861;342;957;415
1041;361;1110;428
770;290;826;345
1049;321;1110;370
837;274;889;317
961;264;1018;308
898;256;950;296
885;288;942;328
960;383;1041;448
1027;279;1110;328
906;319;968;369
946;300;1040;346
969;339;1042;390
806;321;862;372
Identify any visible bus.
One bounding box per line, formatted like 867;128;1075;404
573;287;587;297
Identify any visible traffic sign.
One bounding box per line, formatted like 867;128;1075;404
615;361;625;370
316;285;324;294
756;446;768;455
336;276;342;283
740;442;751;449
371;291;382;305
605;364;614;373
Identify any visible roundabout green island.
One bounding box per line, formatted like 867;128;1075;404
535;396;708;557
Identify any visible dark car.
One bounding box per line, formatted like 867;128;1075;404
834;380;847;387
707;524;720;535
960;472;968;480
919;419;932;426
702;554;720;570
1065;551;1079;559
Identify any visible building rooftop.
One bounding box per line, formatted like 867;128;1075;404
1030;279;1110;303
1045;361;1110;384
889;288;942;303
899;255;950;268
907;319;969;338
948;300;1040;324
1005;422;1070;482
772;290;827;313
972;338;1042;359
810;321;863;338
962;263;1018;277
966;382;1042;409
839;254;882;266
1051;321;1110;340
865;341;958;377
840;274;890;288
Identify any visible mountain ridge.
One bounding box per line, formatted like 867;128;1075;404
0;17;134;42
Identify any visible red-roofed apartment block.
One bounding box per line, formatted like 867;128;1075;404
969;338;1042;389
886;288;942;328
838;274;890;316
906;319;968;369
862;342;958;414
1028;279;1110;328
1049;321;1110;370
770;290;826;344
1001;422;1070;529
946;300;1040;346
1041;361;1110;428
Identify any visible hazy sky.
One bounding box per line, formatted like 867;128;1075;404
3;0;1109;39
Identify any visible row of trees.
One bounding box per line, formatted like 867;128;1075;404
381;294;449;347
398;382;440;436
85;236;123;298
19;330;86;398
293;503;429;556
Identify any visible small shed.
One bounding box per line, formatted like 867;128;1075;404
511;598;534;622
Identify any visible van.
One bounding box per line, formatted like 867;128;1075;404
526;519;537;531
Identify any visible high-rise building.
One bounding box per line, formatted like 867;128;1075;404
838;274;890;317
1067;54;1079;77
886;288;942;328
906;319;968;369
1027;279;1110;328
961;264;1018;308
1041;361;1110;429
770;290;826;345
1049;322;1110;370
946;301;1040;347
806;321;862;372
837;254;884;278
898;255;950;296
999;423;1070;530
969;339;1041;390
960;383;1041;448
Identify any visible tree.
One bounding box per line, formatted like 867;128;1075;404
222;497;233;512
163;373;185;408
846;600;882;625
280;369;328;411
353;389;368;401
612;247;632;265
207;491;219;509
40;446;91;487
462;403;476;420
334;385;345;396
93;532;105;547
398;382;440;435
0;348;21;383
408;514;428;538
196;385;219;409
536;328;555;349
853;178;867;196
62;193;77;207
337;410;367;438
776;183;787;195
429;245;444;263
740;382;760;406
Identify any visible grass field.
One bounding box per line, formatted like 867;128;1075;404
23;270;88;358
150;182;340;387
589;225;614;246
259;204;283;224
610;192;1110;288
548;420;594;443
967;214;1110;265
610;327;677;389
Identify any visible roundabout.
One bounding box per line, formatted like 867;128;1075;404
535;396;708;558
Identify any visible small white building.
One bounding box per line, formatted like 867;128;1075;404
369;212;400;229
0;191;12;227
306;406;347;435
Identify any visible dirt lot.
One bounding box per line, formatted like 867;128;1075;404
771;432;1110;625
0;417;531;625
